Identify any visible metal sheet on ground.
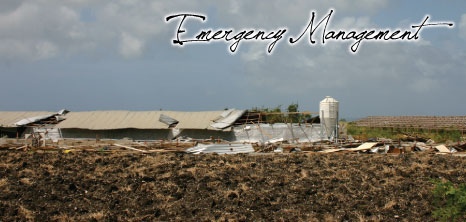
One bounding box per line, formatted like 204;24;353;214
435;145;451;153
345;142;378;151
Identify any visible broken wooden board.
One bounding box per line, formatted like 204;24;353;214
114;144;148;153
319;148;344;153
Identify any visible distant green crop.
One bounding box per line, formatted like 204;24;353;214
347;125;462;143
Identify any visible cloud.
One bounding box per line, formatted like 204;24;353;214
215;0;389;27
119;32;143;58
0;0;24;13
411;78;437;93
460;14;466;40
0;2;90;60
241;43;267;62
239;15;466;98
0;0;464;117
35;41;59;60
0;0;392;61
0;0;462;99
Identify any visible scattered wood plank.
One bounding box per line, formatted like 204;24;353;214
114;144;148;153
319;148;343;153
14;145;28;150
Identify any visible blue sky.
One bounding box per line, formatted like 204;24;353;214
1;0;465;119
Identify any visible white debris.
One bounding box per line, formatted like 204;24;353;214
186;143;254;154
435;145;451;153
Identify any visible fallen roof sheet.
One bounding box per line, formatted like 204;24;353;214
55;110;243;130
435;145;451;153
345;142;378;151
159;114;179;126
0;112;56;127
210;109;246;129
318;143;381;153
186;143;255;154
15;113;58;126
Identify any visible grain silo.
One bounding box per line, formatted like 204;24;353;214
319;96;339;141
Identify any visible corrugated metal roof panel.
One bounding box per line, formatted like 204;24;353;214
55;110;229;130
173;111;224;130
56;111;162;130
0;112;55;127
210;109;246;129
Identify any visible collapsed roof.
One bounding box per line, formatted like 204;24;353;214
0;112;57;127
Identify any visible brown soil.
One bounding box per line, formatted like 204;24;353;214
0;150;465;221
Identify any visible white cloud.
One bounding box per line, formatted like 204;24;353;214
0;2;89;60
212;0;389;30
0;0;464;116
241;43;267;62
0;0;392;61
35;41;58;60
239;15;465;96
119;32;143;58
229;0;241;14
332;16;372;30
460;14;466;40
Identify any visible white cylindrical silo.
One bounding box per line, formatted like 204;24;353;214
319;96;339;140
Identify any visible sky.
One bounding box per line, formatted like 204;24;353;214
1;0;465;119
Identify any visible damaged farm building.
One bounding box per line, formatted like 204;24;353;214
2;96;465;155
0;110;68;140
1;103;465;221
0;106;330;143
0;97;341;144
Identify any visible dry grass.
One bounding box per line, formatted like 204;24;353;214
40;164;54;171
84;211;105;221
20;178;33;185
383;200;397;210
323;213;337;222
18;205;34;221
0;163;17;168
0;178;8;188
51;213;72;222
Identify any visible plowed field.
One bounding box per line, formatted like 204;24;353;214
0;150;464;221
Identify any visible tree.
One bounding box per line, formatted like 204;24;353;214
287;103;299;123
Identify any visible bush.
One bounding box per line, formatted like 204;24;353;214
431;180;466;222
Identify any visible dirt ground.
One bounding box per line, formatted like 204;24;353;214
0;150;464;222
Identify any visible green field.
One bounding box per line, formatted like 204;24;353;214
347;123;464;143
